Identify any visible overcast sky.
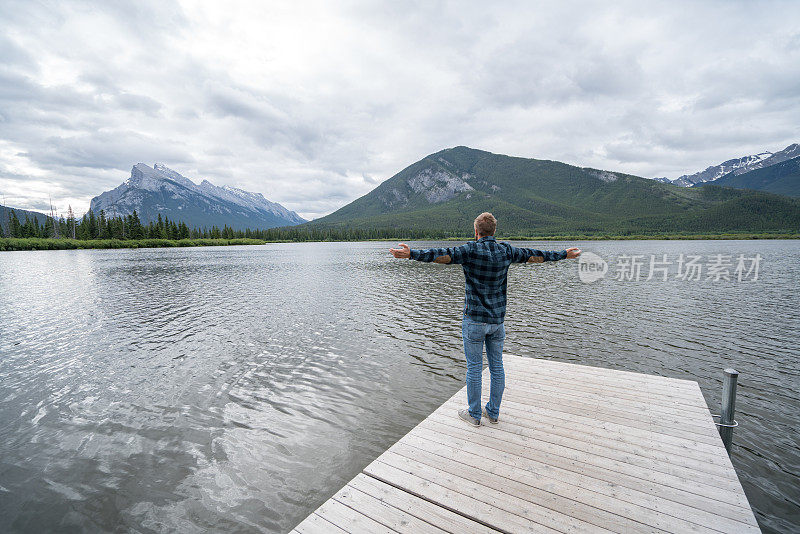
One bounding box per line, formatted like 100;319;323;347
1;1;799;219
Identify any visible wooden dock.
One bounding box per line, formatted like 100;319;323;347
290;355;761;533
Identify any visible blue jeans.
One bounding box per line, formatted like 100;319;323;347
462;317;506;421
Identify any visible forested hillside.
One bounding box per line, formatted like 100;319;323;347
306;147;800;236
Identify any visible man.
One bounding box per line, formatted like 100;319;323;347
389;212;581;426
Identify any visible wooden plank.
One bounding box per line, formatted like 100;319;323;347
386;440;723;533
333;483;451;533
365;460;565;534
417;415;751;504
477;384;723;442
368;454;610;533
456;398;735;476
500;369;713;413
312;498;396;534
483;401;734;472
503;361;696;390
474;392;724;446
503;355;696;402
503;378;711;416
477;386;727;449
496;384;712;422
490;388;722;446
403;429;760;532
424;411;742;493
498;367;711;412
410;424;756;523
474;396;730;463
394;438;753;534
506;356;697;388
501;369;703;400
349;474;501;534
293;513;349;534
410;423;754;518
459;393;727;457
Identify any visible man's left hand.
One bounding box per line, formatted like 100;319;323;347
565;247;581;259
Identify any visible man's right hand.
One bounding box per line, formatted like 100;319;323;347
389;243;411;259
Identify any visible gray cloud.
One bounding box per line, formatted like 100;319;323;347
1;0;799;220
115;93;162;116
24;130;195;170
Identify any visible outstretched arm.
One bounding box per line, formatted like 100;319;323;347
389;243;470;264
510;246;581;263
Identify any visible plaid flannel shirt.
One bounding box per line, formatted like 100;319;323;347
409;236;567;324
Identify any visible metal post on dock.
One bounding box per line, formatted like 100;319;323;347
718;368;739;454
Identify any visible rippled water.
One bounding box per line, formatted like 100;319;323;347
0;241;798;533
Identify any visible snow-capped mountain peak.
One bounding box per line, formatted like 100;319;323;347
90;164;306;229
660;143;799;187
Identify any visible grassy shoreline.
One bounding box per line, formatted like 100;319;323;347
0;238;266;251
2;232;798;251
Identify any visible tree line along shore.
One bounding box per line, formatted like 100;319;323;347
0;207;797;251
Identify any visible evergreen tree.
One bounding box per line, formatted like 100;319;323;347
158;214;168;239
129;210;143;239
9;210;21;238
77;214;90;240
98;210;108;239
106;215;114;239
87;209;98;239
66;205;76;239
44;216;57;238
1;204;8;237
21;215;37;237
58;216;68;238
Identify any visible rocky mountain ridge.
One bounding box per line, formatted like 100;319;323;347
90;164;305;230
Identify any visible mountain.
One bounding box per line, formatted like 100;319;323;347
306;146;800;235
665;143;799;187
672;151;773;187
90;164;305;230
0;204;50;234
702;155;800;197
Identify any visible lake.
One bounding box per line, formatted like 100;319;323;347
0;240;798;533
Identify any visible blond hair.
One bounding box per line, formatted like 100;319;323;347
474;212;497;236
